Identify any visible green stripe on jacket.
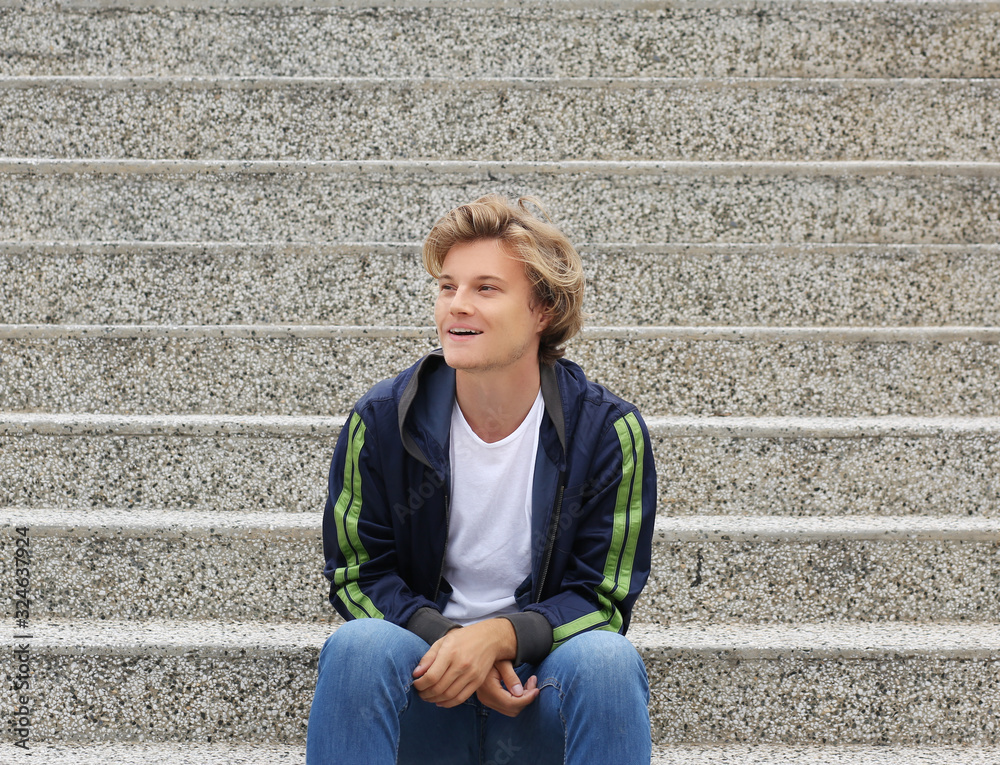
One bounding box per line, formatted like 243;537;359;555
552;412;644;647
332;413;385;620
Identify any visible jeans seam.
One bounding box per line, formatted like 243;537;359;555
538;678;569;765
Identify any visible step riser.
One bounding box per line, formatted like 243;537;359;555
4;526;997;624
647;653;1000;745
2;7;998;79
0;433;336;513
4;81;996;162
4;431;997;517
1;531;329;623
4;336;1000;416
19;647;1000;745
3;169;999;244
26;651;316;745
4;245;1000;327
641;539;1000;624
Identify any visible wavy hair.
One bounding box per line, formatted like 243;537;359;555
422;194;585;366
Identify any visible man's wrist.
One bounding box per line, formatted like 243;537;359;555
488;616;518;662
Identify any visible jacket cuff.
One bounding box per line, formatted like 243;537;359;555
405;607;460;645
502;611;554;666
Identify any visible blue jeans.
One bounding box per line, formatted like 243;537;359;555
306;618;651;764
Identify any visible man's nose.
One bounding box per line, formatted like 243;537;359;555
450;286;474;314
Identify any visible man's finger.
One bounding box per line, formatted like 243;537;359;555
412;644;439;679
496;660;523;697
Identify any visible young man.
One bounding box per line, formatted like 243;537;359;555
307;195;656;764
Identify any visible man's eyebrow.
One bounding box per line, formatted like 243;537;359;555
438;273;509;284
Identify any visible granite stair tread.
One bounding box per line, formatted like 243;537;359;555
3;159;999;244
4;324;999;417
6;506;998;624
4;414;998;518
4;507;999;624
6;411;1000;436
15;619;1000;745
650;745;1000;765
8;506;1000;537
4;241;1000;327
3;75;997;162
654;514;1000;541
21;742;1000;764
0;507;322;533
18;743;307;764
15;616;1000;659
3;2;998;79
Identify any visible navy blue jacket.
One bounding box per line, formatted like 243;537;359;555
323;350;656;665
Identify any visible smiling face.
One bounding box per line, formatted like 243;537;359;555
434;238;550;376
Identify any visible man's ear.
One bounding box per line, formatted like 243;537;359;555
536;305;553;333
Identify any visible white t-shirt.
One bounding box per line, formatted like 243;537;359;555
441;390;544;625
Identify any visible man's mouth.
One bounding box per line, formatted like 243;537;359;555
448;329;482;336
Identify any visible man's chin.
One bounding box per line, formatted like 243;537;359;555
440;349;475;370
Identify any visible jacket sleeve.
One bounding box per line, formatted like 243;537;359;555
322;409;454;641
521;408;656;662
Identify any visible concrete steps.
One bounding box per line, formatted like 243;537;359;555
3;324;999;416
1;508;328;623
2;3;997;79
20;743;306;764
4;76;998;162
4;160;999;243
4;241;1000;327
4;414;999;516
9;619;999;746
4;507;1000;624
20;742;1000;764
4;0;996;756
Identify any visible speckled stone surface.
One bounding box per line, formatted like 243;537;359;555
8;620;1000;745
0;509;329;622
580;244;1000;328
26;743;308;764
10;620;330;745
641;534;1000;624
0;243;436;326
639;623;1000;745
652;429;1000;517
2;417;998;516
3;242;1000;327
0;430;335;511
3;331;999;416
4;0;999;753
3;77;997;162
2;163;999;244
21;742;1000;764
1;5;997;79
0;334;437;415
571;335;1000;417
4;508;999;625
651;745;1000;765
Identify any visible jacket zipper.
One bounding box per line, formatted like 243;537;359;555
433;490;451;603
534;481;565;602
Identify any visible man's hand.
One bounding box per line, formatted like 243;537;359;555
412;618;523;709
476;660;539;717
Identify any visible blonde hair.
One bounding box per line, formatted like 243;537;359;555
422;195;585;366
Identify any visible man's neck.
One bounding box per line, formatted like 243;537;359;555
454;363;542;443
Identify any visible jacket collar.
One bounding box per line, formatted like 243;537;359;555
397;350;568;471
